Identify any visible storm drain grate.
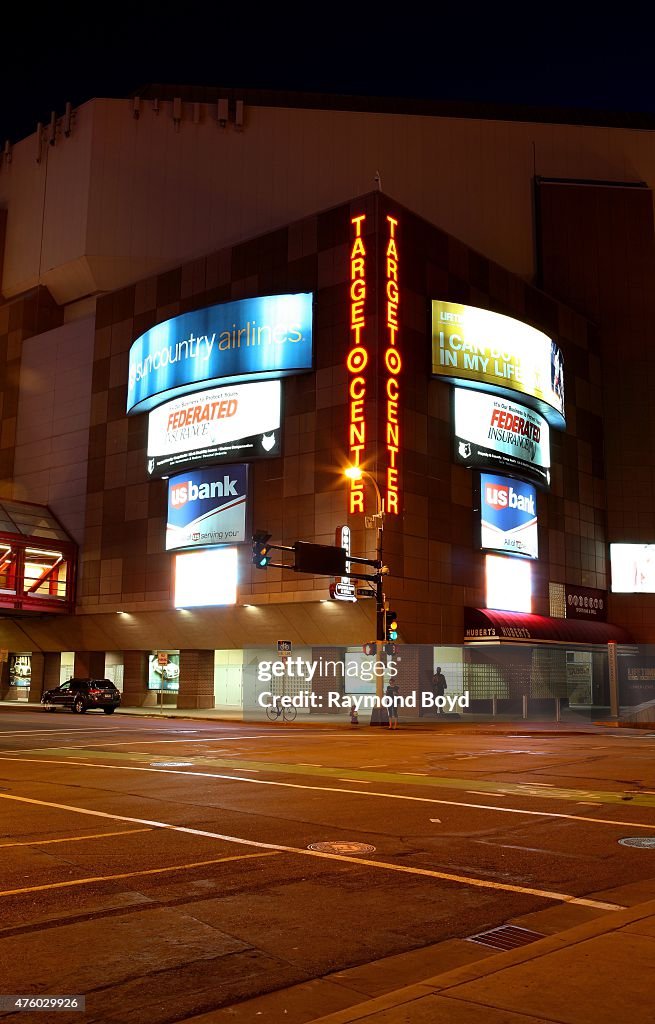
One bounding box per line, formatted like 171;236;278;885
466;925;546;950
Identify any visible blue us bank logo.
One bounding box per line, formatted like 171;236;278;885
480;473;538;559
166;465;248;552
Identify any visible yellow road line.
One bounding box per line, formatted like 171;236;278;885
1;754;653;832
0;828;152;848
0;792;624;912
0;851;278;898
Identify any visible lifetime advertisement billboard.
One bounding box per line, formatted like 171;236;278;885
166;464;248;552
432;300;565;427
610;544;655;592
479;472;538;559
127;293;313;414
453;389;550;487
147;380;281;477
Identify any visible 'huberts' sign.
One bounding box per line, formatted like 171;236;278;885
454;389;550;487
432;301;565;428
147;380;281;477
480;472;538;559
166;464;248;552
127;294;313;414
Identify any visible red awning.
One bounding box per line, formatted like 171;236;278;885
464;608;633;645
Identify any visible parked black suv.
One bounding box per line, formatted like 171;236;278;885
41;678;121;714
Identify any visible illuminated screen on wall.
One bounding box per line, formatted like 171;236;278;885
454;389;550;487
432;301;565;427
174;548;238;607
610;544;655;592
147;380;281;477
166;464;248;552
480;473;538;559
486;554;532;613
127;293;313;414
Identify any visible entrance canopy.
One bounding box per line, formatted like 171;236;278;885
464;607;633;645
0;499;76;615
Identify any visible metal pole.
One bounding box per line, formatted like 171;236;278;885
608;642;620;719
522;694;528;720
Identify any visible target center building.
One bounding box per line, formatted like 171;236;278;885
1;88;654;712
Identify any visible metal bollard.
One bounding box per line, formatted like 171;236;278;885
522;694;528;719
555;696;561;723
492;695;497;717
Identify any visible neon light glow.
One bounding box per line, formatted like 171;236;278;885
348;214;368;513
384;215;401;514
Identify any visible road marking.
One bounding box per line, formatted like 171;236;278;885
338;779;371;784
0;828;152;848
0;850;278;898
2;754;655;834
229;768;259;773
0;793;623;911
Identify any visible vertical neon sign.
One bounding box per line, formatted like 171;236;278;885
348;214;368;513
384;215;401;514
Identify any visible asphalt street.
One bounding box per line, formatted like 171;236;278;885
0;708;654;1023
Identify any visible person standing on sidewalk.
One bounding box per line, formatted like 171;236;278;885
386;680;400;730
433;666;447;715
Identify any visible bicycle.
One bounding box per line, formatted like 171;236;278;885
265;702;297;722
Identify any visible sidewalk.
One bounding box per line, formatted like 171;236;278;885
0;700;619;734
307;894;655;1024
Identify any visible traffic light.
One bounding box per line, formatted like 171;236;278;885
252;530;272;568
386;610;398;642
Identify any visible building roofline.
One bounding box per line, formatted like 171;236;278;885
131;83;655;132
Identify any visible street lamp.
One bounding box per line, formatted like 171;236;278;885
344;466;386;643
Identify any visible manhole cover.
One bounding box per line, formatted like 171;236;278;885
150;761;194;768
618;837;655;848
467;925;545;950
308;842;376;855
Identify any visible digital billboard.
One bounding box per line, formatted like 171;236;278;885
432;301;565;427
486;554;532;613
166;464;248;552
127;293;313;414
610;544;655;592
453;389;550;487
147;379;281;477
479;472;538;559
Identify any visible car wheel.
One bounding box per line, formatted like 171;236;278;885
103;707;115;714
42;700;54;712
72;698;86;714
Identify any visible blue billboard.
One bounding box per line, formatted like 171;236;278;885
127;293;313;414
166;464;248;551
480;472;538;559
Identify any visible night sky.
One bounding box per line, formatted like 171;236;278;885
1;14;654;145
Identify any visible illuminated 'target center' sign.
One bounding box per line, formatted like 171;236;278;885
348;214;368;513
384;215;400;514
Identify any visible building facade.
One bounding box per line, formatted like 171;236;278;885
1;89;653;711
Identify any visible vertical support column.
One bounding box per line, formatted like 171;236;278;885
608;642;620;719
122;651;150;708
29;652;45;702
178;650;214;709
74;652;106;678
0;659;9;701
43;652;63;690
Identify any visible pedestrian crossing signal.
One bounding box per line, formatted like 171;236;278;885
252;530;272;568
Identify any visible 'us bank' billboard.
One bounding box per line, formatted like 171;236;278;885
166;465;248;552
479;472;538;559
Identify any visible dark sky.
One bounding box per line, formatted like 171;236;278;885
1;14;654;144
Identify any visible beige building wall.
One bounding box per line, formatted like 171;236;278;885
4;96;655;308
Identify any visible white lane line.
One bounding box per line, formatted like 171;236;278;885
338;779;371;784
2;754;655;834
229;768;259;773
0;791;623;912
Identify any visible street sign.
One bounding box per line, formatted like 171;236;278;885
277;640;292;653
356;588;376;598
330;581;357;602
294;541;347;576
